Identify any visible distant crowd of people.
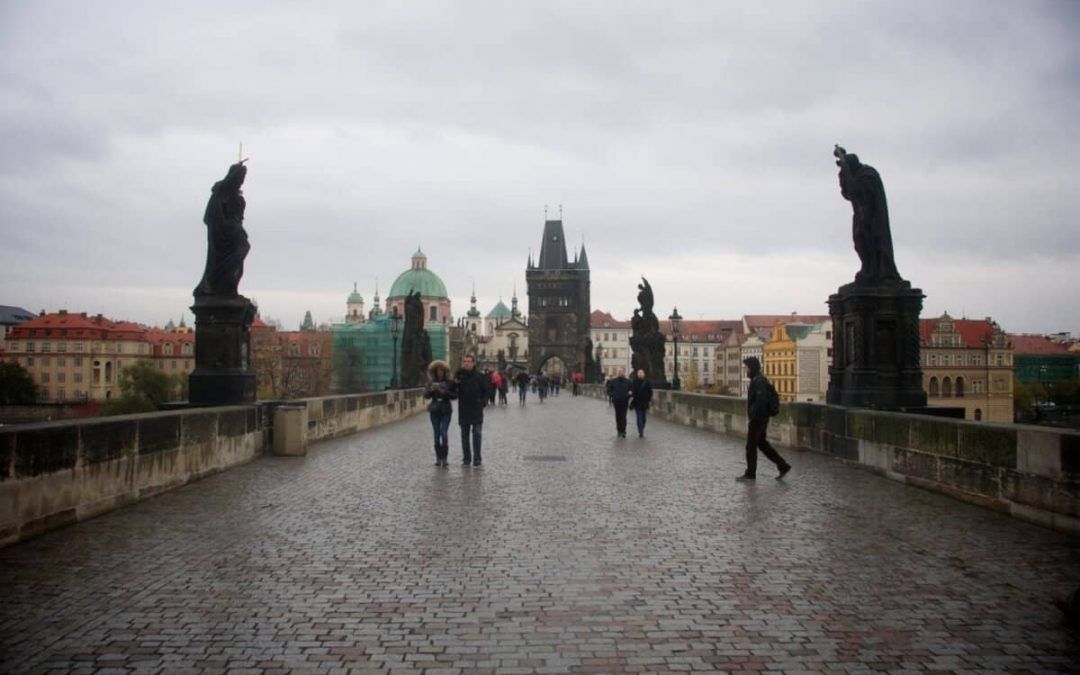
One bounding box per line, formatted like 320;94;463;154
425;355;792;481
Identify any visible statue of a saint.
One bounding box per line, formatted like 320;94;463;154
195;162;250;297
834;146;900;283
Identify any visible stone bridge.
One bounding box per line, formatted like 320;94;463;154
1;394;1078;672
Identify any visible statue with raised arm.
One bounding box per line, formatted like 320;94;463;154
834;145;901;284
195;162;250;297
629;276;668;388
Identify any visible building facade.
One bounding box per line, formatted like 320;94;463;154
526;219;590;376
920;313;1013;422
3;310;193;403
591;310;632;379
661;320;742;391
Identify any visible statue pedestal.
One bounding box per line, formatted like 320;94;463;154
827;280;926;409
189;296;256;406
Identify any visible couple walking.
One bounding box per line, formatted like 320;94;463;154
424;354;489;467
606;368;653;438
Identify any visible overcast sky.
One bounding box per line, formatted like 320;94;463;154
2;1;1078;335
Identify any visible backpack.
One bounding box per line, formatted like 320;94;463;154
765;379;780;417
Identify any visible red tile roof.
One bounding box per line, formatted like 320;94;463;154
920;318;1003;349
1007;333;1072;355
590;310;631;329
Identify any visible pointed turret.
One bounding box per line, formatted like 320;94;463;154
467;281;481;318
537;219;570;270
577;243;589;270
511;282;520;319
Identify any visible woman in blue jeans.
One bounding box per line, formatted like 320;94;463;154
424;360;457;467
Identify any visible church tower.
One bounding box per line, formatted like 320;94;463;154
526;216;591;375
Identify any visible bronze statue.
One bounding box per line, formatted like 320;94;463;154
195;162;250;297
835;146;901;284
400;290;427;388
629;276;668;388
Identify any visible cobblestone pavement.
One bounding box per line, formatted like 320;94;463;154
2;395;1079;674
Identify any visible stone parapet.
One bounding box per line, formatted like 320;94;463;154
581;384;1080;535
0;406;262;547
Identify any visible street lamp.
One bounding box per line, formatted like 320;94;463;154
669;307;682;391
389;306;401;389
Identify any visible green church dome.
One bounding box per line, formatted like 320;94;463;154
387;248;448;299
486;300;511;319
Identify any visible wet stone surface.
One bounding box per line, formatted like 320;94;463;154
2;395;1078;673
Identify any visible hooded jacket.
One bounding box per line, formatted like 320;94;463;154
744;356;771;422
424;360;457;414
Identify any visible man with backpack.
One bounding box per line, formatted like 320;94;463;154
739;356;792;481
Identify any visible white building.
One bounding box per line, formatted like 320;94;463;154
591;310;632;379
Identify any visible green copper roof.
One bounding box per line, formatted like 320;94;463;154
347;283;363;304
388;268;447;299
486;300;512;319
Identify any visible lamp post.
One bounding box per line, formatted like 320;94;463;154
669;307;682;391
389;306;401;389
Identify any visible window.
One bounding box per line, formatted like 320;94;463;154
974;408;982;421
24;356;33;366
182;344;192;355
930;354;938;366
42;342;51;352
164;343;173;356
74;356;82;367
42;356;50;367
57;356;66;367
289;344;300;357
57;373;65;383
942;377;952;397
104;362;112;383
74;342;83;352
309;343;320;357
57;388;65;400
929;377;939;397
25;341;34;352
41;372;50;383
429;305;437;322
955;377;964;398
171;360;178;370
74;373;83;384
58;342;67;352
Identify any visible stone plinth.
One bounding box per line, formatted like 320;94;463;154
189;296;256;406
827;280;927;409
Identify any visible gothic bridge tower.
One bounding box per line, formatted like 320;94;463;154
526;218;590;375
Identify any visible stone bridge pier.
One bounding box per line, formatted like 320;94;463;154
1;395;1078;672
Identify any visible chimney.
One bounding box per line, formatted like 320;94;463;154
59;309;68;315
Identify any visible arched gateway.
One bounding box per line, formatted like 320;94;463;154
526;217;590;377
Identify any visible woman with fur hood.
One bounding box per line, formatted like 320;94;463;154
424;360;457;467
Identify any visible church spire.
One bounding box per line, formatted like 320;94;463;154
511;281;520;318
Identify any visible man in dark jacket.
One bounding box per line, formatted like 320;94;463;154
515;370;530;405
629;369;653;438
740;356;791;480
455;354;489;466
606;367;633;438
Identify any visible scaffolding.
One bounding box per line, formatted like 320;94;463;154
333;317;448;392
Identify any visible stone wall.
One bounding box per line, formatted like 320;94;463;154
289;388;425;443
0;406;262;547
582;385;1080;535
0;389;427;547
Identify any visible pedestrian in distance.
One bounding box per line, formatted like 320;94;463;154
498;370;509;406
423;360;457;467
738;356;792;481
629;368;653;438
515;370;530;405
606;367;633;438
455;354;489;467
485;368;497;406
537;371;549;403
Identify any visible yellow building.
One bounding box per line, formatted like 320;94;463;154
763;323;797;401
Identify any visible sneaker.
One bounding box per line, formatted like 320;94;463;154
735;473;756;481
777;464;791;480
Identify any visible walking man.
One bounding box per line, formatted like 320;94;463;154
629;369;653;438
739;356;791;480
455;354;489;467
515;370;530;405
606;367;633;438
